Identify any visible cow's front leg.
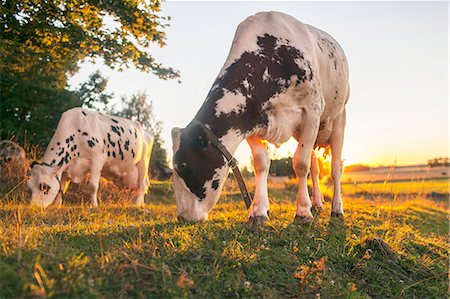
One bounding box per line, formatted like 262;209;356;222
330;110;346;217
293;117;320;224
310;149;323;213
53;173;69;207
247;136;270;225
88;161;103;208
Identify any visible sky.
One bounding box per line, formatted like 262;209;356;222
68;1;449;167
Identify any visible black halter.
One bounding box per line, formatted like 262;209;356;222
39;161;65;203
187;119;253;209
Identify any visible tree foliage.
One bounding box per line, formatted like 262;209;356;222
0;0;178;145
1;0;179;85
0;70;111;144
77;70;113;111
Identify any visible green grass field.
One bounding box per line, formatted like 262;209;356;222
0;170;448;298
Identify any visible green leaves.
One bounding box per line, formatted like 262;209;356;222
1;0;179;79
0;0;179;145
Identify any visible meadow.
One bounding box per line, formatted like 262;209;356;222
0;167;448;298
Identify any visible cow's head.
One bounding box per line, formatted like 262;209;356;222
171;126;229;222
27;162;60;208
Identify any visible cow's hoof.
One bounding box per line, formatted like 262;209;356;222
247;215;269;227
330;211;344;218
310;206;323;214
294;214;313;224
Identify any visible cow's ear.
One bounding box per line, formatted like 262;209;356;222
187;125;209;148
30;161;39;169
27;161;39;177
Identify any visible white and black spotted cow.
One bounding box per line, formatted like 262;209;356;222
27;108;154;208
172;12;350;223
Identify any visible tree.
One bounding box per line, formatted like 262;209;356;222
0;70;112;145
0;0;179;145
0;71;81;145
113;92;169;178
1;0;179;84
77;70;113;111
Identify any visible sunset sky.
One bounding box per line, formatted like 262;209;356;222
69;1;448;167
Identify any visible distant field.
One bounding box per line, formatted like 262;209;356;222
342;165;449;183
341;178;449;198
0;169;448;298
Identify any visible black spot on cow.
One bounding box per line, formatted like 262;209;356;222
120;126;124;133
112;151;116;158
107;133;116;147
77;152;80;157
70;136;74;141
134;129;137;139
129;129;132;134
212;179;220;190
57;142;60;146
177;34;311;199
51;159;56;165
65;138;70;144
131;149;135;158
87;140;95;148
95;138;99;143
64;152;70;164
82;132;88;136
317;42;324;53
57;158;64;167
107;151;110;157
117;141;124;160
111;118;119;123
82;111;87;116
124;140;130;151
103;139;106;144
111;126;121;137
57;148;64;156
50;148;54;151
77;129;81;133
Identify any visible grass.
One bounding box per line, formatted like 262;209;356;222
0;167;449;298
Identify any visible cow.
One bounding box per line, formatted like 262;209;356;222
27;108;154;208
171;11;350;224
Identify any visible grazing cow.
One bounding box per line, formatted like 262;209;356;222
172;11;350;223
27;108;154;208
0;140;27;176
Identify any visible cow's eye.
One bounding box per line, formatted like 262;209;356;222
39;183;51;195
180;162;187;169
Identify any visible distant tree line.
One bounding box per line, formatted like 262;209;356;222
269;158;295;177
345;164;372;172
1;0;179;177
428;157;449;168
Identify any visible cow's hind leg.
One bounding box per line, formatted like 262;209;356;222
330;109;346;217
134;160;149;207
293;116;320;224
134;139;153;207
247;136;270;225
88;161;103;208
310;150;323;214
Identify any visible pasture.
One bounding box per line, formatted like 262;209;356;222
0;168;448;298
